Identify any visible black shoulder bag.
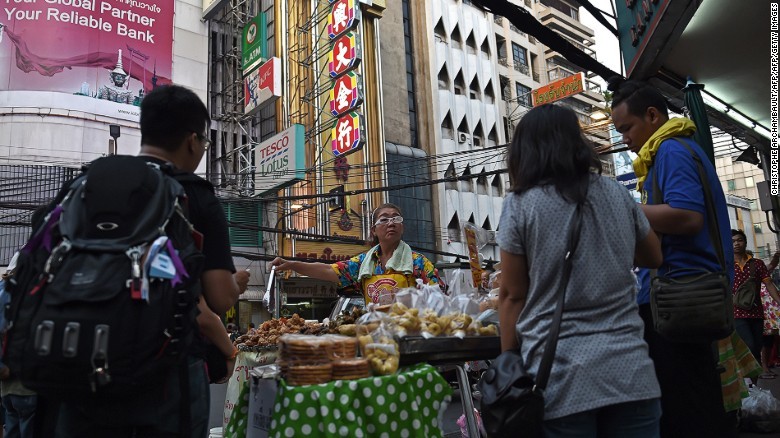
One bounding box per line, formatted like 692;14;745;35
649;139;734;342
734;259;760;310
478;205;583;438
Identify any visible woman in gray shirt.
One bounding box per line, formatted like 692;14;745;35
497;104;663;437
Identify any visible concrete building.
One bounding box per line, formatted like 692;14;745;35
413;0;607;265
716;154;778;259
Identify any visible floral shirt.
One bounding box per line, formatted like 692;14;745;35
331;247;443;294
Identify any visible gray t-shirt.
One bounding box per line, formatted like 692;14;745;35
497;175;660;420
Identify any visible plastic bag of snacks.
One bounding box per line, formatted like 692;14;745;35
394;286;422;309
387;302;421;337
362;322;400;375
446;269;479;298
419;283;449;315
414;284;450;338
356;304;391;337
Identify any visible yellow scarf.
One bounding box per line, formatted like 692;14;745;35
632;118;697;193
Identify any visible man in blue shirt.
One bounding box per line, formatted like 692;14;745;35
610;79;735;437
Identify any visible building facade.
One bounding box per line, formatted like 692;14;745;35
415;0;607;265
716;154;778;259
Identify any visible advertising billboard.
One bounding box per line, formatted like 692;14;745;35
0;1;174;118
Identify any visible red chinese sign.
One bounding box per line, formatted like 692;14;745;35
327;0;360;39
331;112;365;157
329;72;362;117
328;32;361;78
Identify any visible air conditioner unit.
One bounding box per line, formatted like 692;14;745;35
458;132;471;144
487;230;497;245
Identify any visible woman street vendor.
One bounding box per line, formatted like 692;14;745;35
270;203;444;304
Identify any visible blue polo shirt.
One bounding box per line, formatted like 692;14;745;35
637;137;735;305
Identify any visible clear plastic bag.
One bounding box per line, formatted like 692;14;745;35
447;269;478;298
741;386;780;433
742;386;780;419
362;322;400;375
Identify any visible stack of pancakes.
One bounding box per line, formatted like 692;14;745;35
279;334;369;386
331;357;371;380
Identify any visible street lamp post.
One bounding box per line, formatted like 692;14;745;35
108;124;121;155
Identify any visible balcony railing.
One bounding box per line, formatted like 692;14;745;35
497;57;509;67
525;0;532;7
514;63;530;75
510;24;520;33
548;31;597;59
494;16;503;25
547;65;576;81
532;72;540;82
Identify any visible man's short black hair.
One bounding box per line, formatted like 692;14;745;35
140;85;210;152
732;229;747;241
607;77;669;118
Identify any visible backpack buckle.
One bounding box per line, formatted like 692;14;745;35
126;247;144;300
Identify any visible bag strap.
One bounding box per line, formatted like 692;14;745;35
535;203;583;390
650;138;727;271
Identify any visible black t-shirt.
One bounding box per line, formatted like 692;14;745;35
143;158;235;274
144;158;235;360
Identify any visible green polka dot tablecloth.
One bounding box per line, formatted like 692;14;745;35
269;363;452;438
225;381;251;438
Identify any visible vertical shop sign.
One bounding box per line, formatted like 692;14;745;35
242;13;267;73
327;0;361;39
329;72;363;116
328;32;362;78
327;0;365;157
331;112;365;157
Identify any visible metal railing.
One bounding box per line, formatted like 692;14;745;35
494;16;503;25
547;65;576;81
532;72;540;82
514;63;530;75
498;57;509;67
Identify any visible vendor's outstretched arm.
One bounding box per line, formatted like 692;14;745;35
270;257;340;283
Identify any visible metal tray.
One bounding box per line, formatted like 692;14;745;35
398;336;501;365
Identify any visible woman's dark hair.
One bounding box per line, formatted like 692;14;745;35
607;77;669;118
506;104;601;203
731;229;747;241
140;85;211;152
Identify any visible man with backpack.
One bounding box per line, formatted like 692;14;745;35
6;85;248;436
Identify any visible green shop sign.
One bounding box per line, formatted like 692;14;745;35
242;12;267;74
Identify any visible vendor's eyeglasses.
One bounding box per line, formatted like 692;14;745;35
374;216;404;226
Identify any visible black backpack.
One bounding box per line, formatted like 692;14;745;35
4;155;205;400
